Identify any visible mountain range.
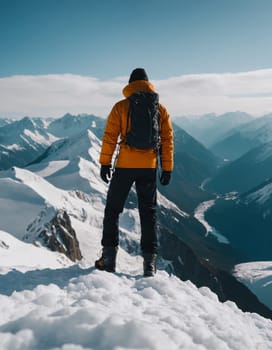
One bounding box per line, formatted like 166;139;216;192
173;111;254;148
0;112;272;326
210;113;272;161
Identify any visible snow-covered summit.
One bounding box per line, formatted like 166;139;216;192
0;114;106;171
0;116;57;148
0;117;59;170
0;257;272;349
47;113;105;139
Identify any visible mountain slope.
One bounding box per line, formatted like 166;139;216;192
206;142;272;193
205;179;272;261
2;126;271;318
159;124;219;213
174;112;253;147
0;230;72;274
0;118;13;127
0;117;58;170
234;261;272;312
48;113;105;140
32;121;219;213
211;113;272;161
0;122;272;349
0;114;106;171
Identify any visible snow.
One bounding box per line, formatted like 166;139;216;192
1;116;272;349
194;200;229;244
0;230;72;275
0;267;272;350
0;176;45;239
23;129;58;146
29;160;70;178
246;182;272;205
157;192;188;218
234;261;272;311
5;144;23;151
0;166;272;350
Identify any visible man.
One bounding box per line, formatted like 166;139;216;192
95;68;174;276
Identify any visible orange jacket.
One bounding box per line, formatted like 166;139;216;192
99;80;174;171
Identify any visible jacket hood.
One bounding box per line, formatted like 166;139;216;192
122;80;156;98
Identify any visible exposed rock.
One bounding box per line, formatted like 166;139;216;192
0;240;9;249
38;210;82;262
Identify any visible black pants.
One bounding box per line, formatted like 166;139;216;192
102;168;158;254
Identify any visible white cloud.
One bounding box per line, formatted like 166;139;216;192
155;69;272;117
1;69;272;119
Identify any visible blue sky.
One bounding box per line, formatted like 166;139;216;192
1;0;272;79
1;0;272;118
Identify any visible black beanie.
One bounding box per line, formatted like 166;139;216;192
129;68;149;83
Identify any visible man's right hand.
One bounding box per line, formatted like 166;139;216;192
160;171;171;186
100;165;112;184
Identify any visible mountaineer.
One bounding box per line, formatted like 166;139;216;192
95;68;174;276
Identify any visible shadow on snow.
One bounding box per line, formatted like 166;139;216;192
0;265;95;296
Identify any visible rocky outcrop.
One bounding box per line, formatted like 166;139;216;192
39;210;82;262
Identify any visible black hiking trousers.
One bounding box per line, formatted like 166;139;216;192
102;168;158;254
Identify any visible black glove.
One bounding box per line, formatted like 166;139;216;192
160;171;171;186
100;165;111;184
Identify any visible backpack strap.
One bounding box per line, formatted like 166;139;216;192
125;99;131;145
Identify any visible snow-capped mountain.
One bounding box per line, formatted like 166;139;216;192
206;141;272;193
0;116;58;170
1;114;272;348
0;114;221;214
211;113;272;161
0;114;105;171
47;113;105;140
0;118;13;128
174;112;254;148
29;118;220;214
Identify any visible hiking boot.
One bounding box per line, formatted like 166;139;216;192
143;253;157;277
95;246;118;272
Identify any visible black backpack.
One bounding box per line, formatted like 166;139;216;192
125;91;160;150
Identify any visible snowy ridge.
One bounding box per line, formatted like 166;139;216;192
0;114;104;171
47;113;103;139
246;181;272;205
157;191;188;218
0;116;59;170
0;117;58;149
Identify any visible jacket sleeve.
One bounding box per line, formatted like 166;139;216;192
99;103;121;165
159;104;174;172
